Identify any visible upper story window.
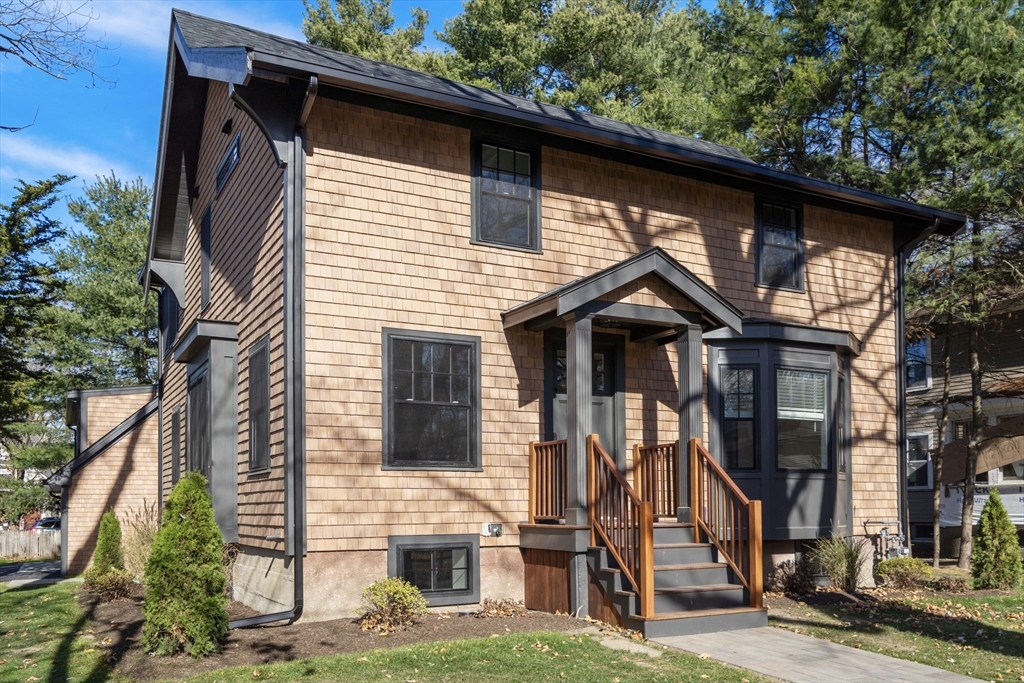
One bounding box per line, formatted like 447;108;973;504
756;200;803;291
382;328;481;470
215;133;241;197
906;336;931;391
472;140;540;253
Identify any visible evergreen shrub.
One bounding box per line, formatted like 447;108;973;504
83;510;130;600
142;473;228;658
971;490;1023;589
360;577;428;632
876;556;930;589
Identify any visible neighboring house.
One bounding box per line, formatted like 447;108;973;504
45;387;159;574
130;11;965;636
905;300;1024;548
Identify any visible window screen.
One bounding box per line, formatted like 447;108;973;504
475;142;538;251
187;369;211;480
776;368;828;469
758;201;802;289
248;339;270;471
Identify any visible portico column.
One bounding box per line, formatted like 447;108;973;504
677;324;703;517
565;312;593;617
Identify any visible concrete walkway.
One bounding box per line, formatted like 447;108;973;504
0;560;65;587
653;627;977;683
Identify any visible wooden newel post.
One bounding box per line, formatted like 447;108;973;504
749;499;763;609
528;441;537;524
689;438;700;528
640;501;655;618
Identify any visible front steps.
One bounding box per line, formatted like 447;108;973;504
587;519;767;637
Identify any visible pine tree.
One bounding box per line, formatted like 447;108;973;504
971;491;1023;590
143;473;227;658
88;509;124;576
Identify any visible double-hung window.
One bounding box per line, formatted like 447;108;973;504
776;368;828;470
382;329;481;469
906;434;932;489
906;336;931;391
721;366;757;470
473;140;540;252
757;200;803;290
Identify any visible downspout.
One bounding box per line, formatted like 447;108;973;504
894;217;941;550
229;76;316;629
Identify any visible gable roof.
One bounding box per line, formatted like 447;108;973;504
147;10;967;277
502;247;743;334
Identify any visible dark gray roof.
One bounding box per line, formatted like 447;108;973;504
173;9;752;165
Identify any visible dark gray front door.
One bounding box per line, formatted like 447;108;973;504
548;340;623;465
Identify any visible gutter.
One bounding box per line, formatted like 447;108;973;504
228;76;317;630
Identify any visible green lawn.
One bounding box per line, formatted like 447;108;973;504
0;582;117;683
769;588;1024;681
0;582;766;683
178;631;765;683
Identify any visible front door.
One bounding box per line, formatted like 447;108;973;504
546;333;624;467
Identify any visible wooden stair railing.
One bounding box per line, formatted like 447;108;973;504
588;435;655;617
528;439;568;523
689;438;763;608
634;441;679;519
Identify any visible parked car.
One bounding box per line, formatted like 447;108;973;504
27;518;60;532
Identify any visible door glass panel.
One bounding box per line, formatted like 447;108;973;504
555;349;609;395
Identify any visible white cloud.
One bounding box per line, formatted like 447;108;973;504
89;0;307;54
0;133;144;187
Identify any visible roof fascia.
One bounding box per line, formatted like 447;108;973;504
705;319;862;356
174;21;252;86
172;319;240;363
250;50;964;235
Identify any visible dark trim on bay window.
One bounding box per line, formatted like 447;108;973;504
470;134;542;254
247;336;271;473
755;198;804;292
720;365;758;471
388;534;480;607
381;328;482;471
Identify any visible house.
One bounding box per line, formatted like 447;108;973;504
45;386;159;574
905;299;1024;550
136;10;965;636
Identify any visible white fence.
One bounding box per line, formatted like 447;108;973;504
0;530;60;559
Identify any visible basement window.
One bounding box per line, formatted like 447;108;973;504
388;534;480;606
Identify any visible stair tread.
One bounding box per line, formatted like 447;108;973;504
630;606;767;622
654;542;710;549
653;562;728;571
614;583;742;598
653;521;695;528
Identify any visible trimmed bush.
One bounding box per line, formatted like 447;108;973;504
767;556;817;596
84;510;125;598
810;534;869;593
360;577;428;632
86;569;135;601
143;473;228;658
971;490;1023;590
876;556;931;590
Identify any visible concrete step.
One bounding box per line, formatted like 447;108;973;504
627;606;768;638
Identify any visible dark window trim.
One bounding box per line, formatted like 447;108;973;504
200;205;212;310
387;534;480;607
247;336;271;474
470;133;543;254
381;327;483;471
720;364;760;472
215;132;241;197
755;197;805;293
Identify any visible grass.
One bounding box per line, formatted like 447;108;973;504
0;582;118;683
179;631;766;683
769;587;1024;681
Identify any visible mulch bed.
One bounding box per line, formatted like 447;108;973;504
80;593;591;681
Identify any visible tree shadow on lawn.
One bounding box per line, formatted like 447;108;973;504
768;590;1024;662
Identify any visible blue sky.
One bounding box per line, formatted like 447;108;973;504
0;0;463;210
